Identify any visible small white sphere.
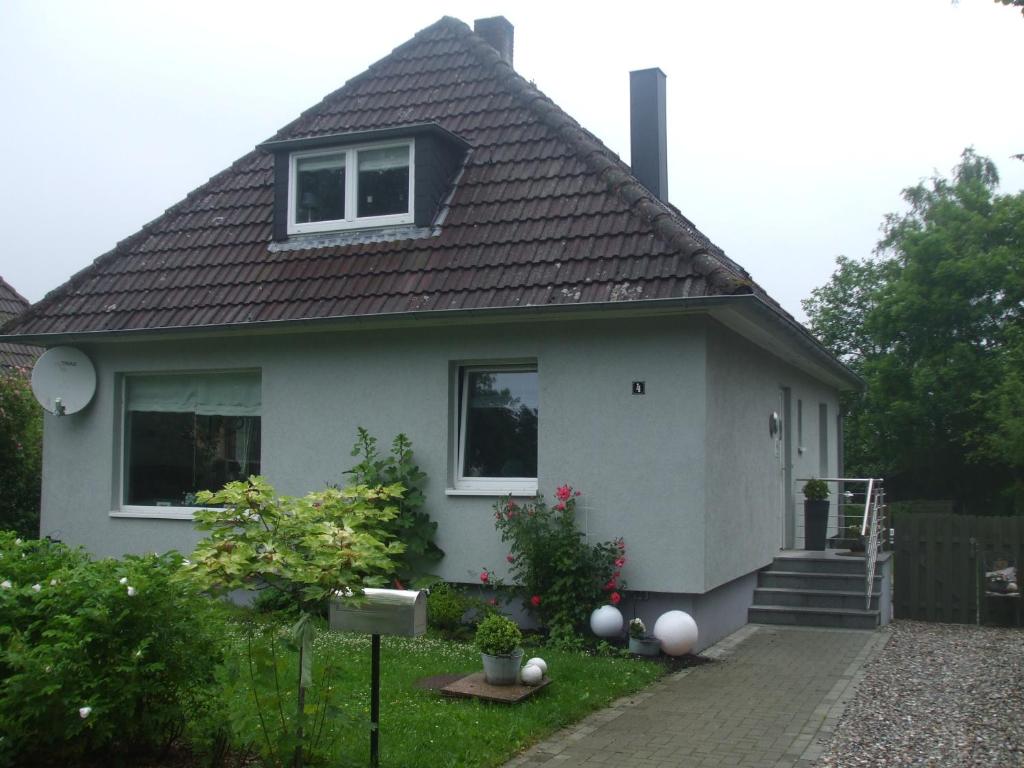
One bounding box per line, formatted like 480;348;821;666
653;610;698;656
521;663;544;685
1007;582;1019;593
525;657;548;675
589;605;624;637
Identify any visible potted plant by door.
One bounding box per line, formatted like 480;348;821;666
627;618;660;656
475;614;524;685
803;478;830;550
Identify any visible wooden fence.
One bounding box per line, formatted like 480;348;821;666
893;513;1023;624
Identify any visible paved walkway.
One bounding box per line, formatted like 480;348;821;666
504;624;891;768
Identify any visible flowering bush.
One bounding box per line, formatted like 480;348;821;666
0;370;43;536
0;532;226;766
491;485;626;643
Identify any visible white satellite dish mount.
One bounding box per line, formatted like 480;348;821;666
31;347;97;417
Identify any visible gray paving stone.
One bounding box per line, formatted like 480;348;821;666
501;625;889;768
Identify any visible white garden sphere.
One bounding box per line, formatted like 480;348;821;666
589;605;624;637
521;663;544;685
525;657;548;675
653;610;698;656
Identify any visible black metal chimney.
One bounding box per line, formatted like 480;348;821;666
629;68;668;202
474;17;514;66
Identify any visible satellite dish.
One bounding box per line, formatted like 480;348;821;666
31;347;97;416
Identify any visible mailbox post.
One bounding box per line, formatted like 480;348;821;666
330;588;427;767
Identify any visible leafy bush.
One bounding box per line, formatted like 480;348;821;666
0;533;227;766
474;614;522;656
427;581;470;632
0;371;43;536
491;485;625;643
344;428;442;581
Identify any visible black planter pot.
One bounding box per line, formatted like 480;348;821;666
804;500;830;550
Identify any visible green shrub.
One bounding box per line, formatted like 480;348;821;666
0;535;227;766
474;614;522;656
343;428;442;581
0;371;43;536
427;581;470;632
492;485;625;642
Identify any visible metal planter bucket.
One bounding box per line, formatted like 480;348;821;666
628;636;661;656
481;649;524;685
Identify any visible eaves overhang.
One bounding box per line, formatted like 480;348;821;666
257;122;472;154
0;294;862;391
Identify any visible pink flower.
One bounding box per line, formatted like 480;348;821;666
574;490;581;497
553;502;566;512
530;594;542;607
615;557;626;568
604;578;617;591
555;485;572;502
507;500;518;510
480;571;489;583
506;554;515;563
488;598;498;606
610;592;621;605
616;539;626;551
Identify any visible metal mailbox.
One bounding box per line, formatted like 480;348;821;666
329;588;426;637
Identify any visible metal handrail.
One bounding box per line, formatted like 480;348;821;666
795;476;886;612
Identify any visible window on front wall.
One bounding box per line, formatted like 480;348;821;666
455;366;538;494
122;372;261;508
289;141;413;234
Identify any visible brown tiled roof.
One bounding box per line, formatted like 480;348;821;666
3;16;773;340
0;278;41;371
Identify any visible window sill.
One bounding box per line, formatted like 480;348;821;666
110;507;197;521
446;483;537;497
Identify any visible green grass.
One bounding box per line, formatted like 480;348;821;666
216;620;664;768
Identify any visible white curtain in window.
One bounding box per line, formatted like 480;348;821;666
297;153;346;172
358;145;409;171
125;372;261;416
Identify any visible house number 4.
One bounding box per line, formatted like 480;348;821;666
632;381;645;395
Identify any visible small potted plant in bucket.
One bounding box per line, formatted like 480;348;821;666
475;614;523;685
627;618;660;657
803;478;830;551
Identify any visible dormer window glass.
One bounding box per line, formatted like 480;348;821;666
288;140;413;234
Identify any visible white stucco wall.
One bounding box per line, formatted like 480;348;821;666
39;314;710;593
703;320;842;590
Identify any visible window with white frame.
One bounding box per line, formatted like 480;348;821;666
454;365;538;494
288;141;413;234
121;372;261;512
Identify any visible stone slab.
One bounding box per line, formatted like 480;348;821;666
440;671;551;703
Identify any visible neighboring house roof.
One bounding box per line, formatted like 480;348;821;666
0;277;41;372
0;17;857;389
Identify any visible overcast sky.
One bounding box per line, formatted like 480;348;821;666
0;0;1020;322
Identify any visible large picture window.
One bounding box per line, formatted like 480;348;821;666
121;372;261;511
288;141;413;235
455;366;538;494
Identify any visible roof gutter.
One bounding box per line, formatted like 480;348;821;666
0;293;862;390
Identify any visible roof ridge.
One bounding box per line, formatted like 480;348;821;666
455;24;753;296
0;276;31;309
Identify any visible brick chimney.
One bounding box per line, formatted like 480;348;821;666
474;16;514;66
629;68;669;202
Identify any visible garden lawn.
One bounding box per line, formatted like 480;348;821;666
220;622;664;768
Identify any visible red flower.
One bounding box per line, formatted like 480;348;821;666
507;500;518;510
604;578;617;591
553;502;566;512
610;592;621;605
480;571;489;583
488;598;498;606
530;595;542;607
615;557;626;568
555;484;572;502
506;554;515;563
393;578;405;590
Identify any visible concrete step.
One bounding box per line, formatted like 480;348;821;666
768;554;867;575
748;605;880;630
753;587;880;611
759;570;881;592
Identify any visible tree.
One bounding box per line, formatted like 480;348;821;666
0;369;43;536
182;476;404;767
804;149;1024;512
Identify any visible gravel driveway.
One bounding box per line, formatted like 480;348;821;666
817;620;1024;767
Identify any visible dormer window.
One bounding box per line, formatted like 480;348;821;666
262;124;470;243
288;141;414;234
